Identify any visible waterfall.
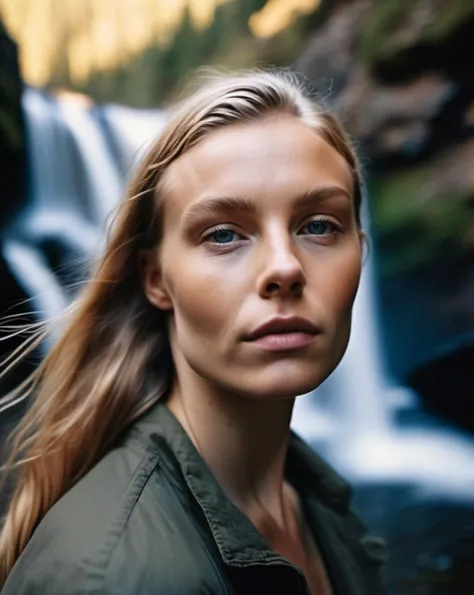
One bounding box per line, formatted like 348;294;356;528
2;89;163;343
3;87;474;499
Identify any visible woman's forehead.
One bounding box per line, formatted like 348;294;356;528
159;116;353;220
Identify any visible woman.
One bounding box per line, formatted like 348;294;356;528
0;69;386;594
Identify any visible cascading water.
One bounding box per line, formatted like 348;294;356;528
1;88;163;348
3;87;474;499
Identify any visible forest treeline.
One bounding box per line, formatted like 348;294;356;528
1;0;320;107
76;0;315;106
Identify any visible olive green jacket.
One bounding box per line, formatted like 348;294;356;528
1;403;387;595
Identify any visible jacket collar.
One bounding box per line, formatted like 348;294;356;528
134;401;352;568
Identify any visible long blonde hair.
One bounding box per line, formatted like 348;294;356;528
0;68;362;584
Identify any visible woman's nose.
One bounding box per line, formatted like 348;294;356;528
257;239;307;300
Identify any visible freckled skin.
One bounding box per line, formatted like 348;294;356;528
147;115;363;400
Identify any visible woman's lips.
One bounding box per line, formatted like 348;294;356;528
249;331;316;351
245;316;320;342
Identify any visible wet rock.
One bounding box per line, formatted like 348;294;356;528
353;483;474;595
295;0;371;96
0;19;26;226
408;345;474;435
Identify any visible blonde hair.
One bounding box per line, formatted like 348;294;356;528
0;68;362;584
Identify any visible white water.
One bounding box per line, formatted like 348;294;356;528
3;87;474;499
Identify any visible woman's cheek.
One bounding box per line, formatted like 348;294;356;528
170;269;241;334
318;250;361;322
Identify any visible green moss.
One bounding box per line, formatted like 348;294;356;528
0;57;23;150
360;1;474;63
369;169;474;277
359;0;412;62
0;110;22;149
369;167;429;229
422;3;474;43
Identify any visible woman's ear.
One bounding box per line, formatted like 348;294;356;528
138;250;173;311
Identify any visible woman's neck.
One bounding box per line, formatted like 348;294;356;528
166;371;295;528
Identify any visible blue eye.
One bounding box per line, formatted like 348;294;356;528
304;219;337;235
209;228;237;244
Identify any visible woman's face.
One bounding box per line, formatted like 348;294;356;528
143;114;363;399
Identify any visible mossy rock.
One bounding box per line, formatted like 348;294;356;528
0;18;26;225
359;0;474;63
369;165;474;277
0;21;23;150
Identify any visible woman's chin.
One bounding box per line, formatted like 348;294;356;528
243;370;325;401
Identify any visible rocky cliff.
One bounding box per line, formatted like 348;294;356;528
0;19;26;224
0;18;30;513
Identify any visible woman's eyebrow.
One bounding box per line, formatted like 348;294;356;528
182;196;256;226
182;185;351;226
294;186;352;208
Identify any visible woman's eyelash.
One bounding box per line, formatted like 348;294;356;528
204;226;242;244
301;216;340;235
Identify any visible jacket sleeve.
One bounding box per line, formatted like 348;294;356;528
1;553;108;595
1;528;229;595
